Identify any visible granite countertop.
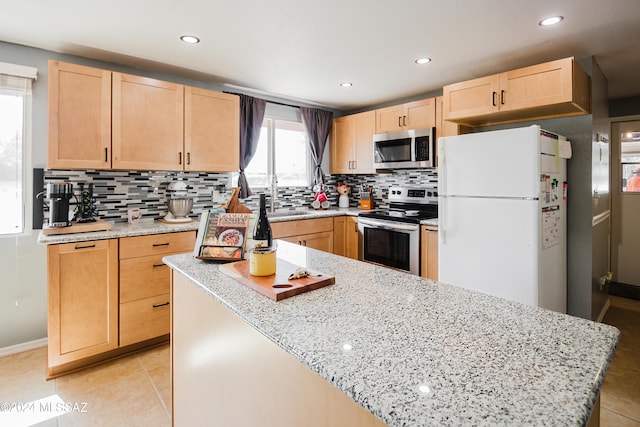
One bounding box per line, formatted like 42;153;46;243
37;208;363;245
164;241;619;427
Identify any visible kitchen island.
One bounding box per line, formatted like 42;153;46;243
164;240;618;426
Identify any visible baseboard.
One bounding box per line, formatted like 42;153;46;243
0;337;47;358
596;298;611;323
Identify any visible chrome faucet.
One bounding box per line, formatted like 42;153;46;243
269;174;278;213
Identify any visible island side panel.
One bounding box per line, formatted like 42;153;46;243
171;271;386;427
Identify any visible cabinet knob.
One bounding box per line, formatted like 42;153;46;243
398;116;402;127
492;91;497;106
178;152;182;165
500;90;505;105
152;242;170;247
187;152;191;165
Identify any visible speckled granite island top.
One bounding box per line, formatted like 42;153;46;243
164;240;619;427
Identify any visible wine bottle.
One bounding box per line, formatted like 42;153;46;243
253;194;272;248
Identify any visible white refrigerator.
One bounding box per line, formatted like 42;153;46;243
438;125;570;313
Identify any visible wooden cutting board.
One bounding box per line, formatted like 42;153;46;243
219;258;335;301
42;219;112;235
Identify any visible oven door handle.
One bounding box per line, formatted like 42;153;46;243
358;218;419;232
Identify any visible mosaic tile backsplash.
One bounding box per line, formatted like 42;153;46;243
42;169;438;223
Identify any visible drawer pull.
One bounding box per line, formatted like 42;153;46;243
75;244;96;250
153;263;166;268
153;302;170;308
152;243;170;247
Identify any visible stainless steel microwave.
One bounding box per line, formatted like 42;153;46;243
373;127;435;169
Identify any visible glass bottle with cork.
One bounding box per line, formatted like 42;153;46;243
250;194;276;276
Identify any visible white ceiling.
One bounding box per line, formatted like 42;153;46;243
2;0;639;111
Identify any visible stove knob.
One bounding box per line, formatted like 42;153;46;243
434;191;438;197
427;191;432;197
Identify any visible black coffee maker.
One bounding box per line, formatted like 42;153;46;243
46;181;74;227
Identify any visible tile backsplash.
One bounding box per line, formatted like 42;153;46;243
42;169;438;223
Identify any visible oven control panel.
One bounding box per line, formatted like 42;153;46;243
389;186;438;204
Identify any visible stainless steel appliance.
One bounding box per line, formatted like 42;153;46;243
373;127;436;169
46;181;74;228
164;178;194;223
358;185;438;275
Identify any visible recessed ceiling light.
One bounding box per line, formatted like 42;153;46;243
340;82;353;88
415;57;432;65
180;35;200;44
539;16;563;26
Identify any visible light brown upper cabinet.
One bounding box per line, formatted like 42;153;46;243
48;61;112;169
48;61;240;172
375;98;436;134
112;73;185;171
443;57;590;126
184;87;240;172
330;110;376;174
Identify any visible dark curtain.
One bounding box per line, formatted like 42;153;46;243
300;107;333;186
237;94;266;198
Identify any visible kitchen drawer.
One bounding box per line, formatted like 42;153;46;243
119;231;195;259
120;254;170;303
119;293;170;347
271;218;333;239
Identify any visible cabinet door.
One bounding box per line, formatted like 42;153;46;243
375;104;405;134
499;57;576;113
404;98;436;130
330;116;355;174
47;239;118;367
185;87;240;172
344;217;360;260
420;226;438;281
353;111;376;174
48;61;112;169
443;74;500;122
332;217;346;256
112;73;184;171
280;231;333;253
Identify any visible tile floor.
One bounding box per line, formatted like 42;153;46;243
0;344;170;427
600;296;640;427
0;297;638;426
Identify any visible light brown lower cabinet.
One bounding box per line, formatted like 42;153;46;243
420;225;439;281
47;239;119;373
333;216;359;259
272;218;334;253
172;271;386;427
46;230;195;377
118;231;195;346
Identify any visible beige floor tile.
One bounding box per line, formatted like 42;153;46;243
146;365;171;414
57;368;165;427
610;296;640;312
0;346;47;378
136;343;170;373
601;407;640;427
0;347;55;404
54;354;142;399
128;410;171;427
601;302;640;423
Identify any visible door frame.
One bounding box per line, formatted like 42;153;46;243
610;114;640;288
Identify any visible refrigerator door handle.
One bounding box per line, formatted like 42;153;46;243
440;196;446;245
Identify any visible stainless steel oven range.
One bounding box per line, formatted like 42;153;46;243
358;185;437;275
